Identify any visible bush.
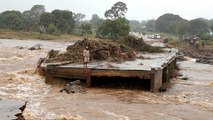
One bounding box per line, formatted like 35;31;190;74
97;18;130;40
80;23;92;36
71;29;82;36
197;33;213;41
47;24;57;34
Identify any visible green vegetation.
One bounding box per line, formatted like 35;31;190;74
89;14;103;28
0;5;75;36
46;24;57;34
197;33;213;41
168;38;213;51
80;23;92;36
164;30;213;51
97;1;130;40
97;18;130;40
0;30;81;40
187;19;208;35
129;13;213;43
155;13;183;34
0;3;213;42
129;20;145;33
22;5;45;31
176;20;189;36
74;13;86;27
0;2;130;40
0;11;23;30
51;10;75;34
39;12;55;31
155;13;209;36
104;1;127;19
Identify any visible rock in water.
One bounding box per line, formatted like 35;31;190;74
59;80;86;94
180;76;189;80
28;43;43;50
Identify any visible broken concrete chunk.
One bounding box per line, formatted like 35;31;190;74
0;100;27;120
180;76;189;80
28;43;43;50
60;80;86;94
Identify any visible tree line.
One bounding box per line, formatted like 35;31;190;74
0;3;213;40
0;2;130;40
130;13;213;40
0;5;86;35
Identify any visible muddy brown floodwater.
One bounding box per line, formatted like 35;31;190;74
0;39;212;120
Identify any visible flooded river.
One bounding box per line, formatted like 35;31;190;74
0;39;212;120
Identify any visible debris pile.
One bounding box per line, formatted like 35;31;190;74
45;36;161;63
48;49;60;58
59;80;86;94
59;38;111;62
56;38;137;62
117;35;162;52
28;43;43;50
182;49;213;65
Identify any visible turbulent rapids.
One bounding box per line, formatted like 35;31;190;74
0;39;212;119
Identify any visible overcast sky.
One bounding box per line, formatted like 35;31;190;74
0;0;213;20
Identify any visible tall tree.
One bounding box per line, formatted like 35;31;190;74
31;5;45;20
51;10;75;34
211;24;213;32
74;13;85;27
46;23;57;34
0;11;23;30
22;5;45;31
98;1;129;40
104;1;127;19
129;20;143;32
197;18;212;27
188;19;208;35
176;20;190;36
155;13;183;33
89;14;103;28
80;23;92;35
39;12;55;29
145;19;156;32
97;18;130;40
22;10;33;30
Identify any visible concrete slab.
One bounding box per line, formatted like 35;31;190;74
58;48;178;71
42;48;178;92
0;99;27;120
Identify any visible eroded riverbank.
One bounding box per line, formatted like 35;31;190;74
0;39;212;119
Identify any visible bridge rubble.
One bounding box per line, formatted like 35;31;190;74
39;36;178;92
0;99;27;120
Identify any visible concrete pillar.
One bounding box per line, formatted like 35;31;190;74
87;75;91;87
150;69;163;92
162;66;169;83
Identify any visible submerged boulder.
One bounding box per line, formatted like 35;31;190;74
28;43;43;50
59;80;86;94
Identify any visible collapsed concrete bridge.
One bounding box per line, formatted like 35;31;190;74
41;48;178;92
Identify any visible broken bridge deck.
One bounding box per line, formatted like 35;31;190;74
43;48;178;92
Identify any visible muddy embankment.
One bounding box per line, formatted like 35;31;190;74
0;39;213;119
180;49;213;65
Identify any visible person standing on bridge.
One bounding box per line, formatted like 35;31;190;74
83;46;90;68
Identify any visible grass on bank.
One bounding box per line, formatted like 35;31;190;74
1;29;213;50
0;31;75;40
167;38;213;50
0;29;95;41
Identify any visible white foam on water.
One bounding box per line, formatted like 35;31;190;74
99;108;130;120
